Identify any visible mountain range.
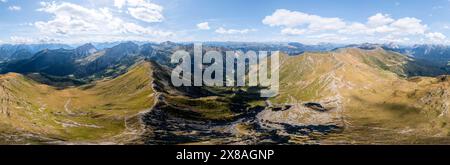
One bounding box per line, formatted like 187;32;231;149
0;41;450;144
0;44;72;62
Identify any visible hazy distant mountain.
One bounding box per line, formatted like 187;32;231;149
2;41;449;80
8;49;34;61
1;49;77;76
1;42;141;78
344;43;450;79
91;42;124;50
74;43;97;58
384;44;450;66
76;42;140;77
346;43;450;67
203;42;340;55
0;44;72;62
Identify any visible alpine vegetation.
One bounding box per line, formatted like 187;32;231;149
170;43;280;97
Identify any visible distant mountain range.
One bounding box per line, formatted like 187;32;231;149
1;41;450;86
346;43;450;67
1;41;450;144
1;41;449;84
0;41;341;79
3;41;450;65
385;44;450;65
0;44;72;62
1;42;149;79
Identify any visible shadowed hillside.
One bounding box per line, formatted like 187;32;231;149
0;61;155;144
265;48;450;144
0;45;449;144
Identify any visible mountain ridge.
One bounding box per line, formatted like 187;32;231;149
1;42;450;144
0;60;156;144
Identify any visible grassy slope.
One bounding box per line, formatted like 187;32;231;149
1;47;448;144
149;62;242;122
0;61;155;144
271;48;450;140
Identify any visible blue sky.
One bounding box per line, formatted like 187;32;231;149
1;0;450;45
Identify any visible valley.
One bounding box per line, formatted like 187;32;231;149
0;61;155;144
0;42;449;144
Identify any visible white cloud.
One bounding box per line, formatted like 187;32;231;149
262;9;346;32
0;0;7;3
9;36;64;44
197;22;210;30
379;35;411;43
215;27;256;34
10;36;34;44
338;23;369;35
127;5;163;23
426;32;446;42
390;17;427;35
306;33;349;42
367;13;394;27
263;9;439;44
281;28;306;35
37;36;62;43
8;5;21;11
114;0;164;23
114;0;126;8
34;1;171;43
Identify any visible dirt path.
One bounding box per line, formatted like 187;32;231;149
64;98;73;114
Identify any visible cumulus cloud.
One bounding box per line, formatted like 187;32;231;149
197;22;210;30
262;9;346;32
281;28;306;35
263;9;440;43
10;36;34;44
306;33;349;42
390;17;427;35
215;27;256;34
367;13;394;27
114;0;164;23
426;32;446;42
8;6;21;11
114;0;126;8
9;36;63;44
34;1;171;43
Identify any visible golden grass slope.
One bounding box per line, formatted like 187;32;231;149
272;47;450;141
0;61;155;144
